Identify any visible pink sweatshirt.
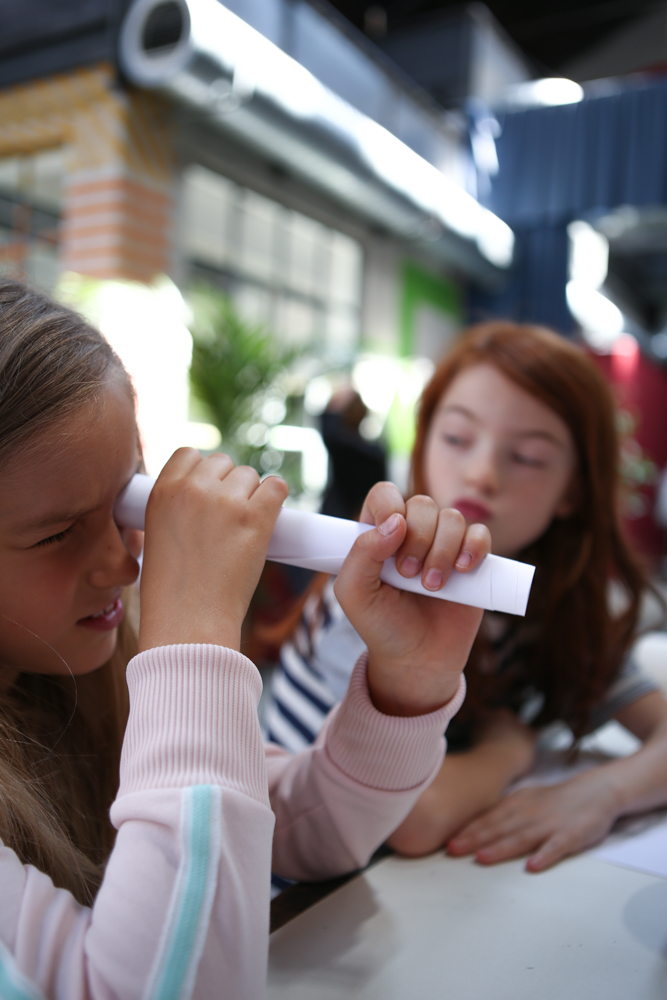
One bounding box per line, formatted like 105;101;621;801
0;643;464;1000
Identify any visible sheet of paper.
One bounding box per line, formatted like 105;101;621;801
114;475;536;614
594;814;667;880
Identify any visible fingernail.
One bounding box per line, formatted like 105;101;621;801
378;513;401;536
401;556;422;577
424;568;443;590
455;551;472;570
447;838;466;854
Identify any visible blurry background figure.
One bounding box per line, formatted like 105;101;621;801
320;386;387;520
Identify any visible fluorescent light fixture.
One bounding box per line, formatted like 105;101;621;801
352;356;400;415
304;376;333;416
568;221;609;289
504;78;584;108
269;424;328;494
566;280;625;351
352;354;437;416
120;0;514;268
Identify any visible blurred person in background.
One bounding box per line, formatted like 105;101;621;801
320;386;387;520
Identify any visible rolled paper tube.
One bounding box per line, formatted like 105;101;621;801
114;474;535;615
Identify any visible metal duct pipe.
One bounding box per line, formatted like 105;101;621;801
119;0;514;279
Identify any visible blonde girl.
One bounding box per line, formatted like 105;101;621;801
0;279;490;998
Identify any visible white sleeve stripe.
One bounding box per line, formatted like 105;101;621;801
0;939;45;1000
143;785;222;1000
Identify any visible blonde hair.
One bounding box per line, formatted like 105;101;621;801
0;280;137;903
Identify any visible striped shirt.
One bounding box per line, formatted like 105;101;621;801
264;580;658;752
265;581;365;751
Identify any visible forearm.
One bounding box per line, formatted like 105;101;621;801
269;654;466;880
2;646;276;1000
388;735;534;857
600;720;667;818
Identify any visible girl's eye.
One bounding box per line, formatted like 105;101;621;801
513;453;546;468
442;433;469;447
34;525;74;548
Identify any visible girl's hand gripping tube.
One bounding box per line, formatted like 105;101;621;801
115;474;535;615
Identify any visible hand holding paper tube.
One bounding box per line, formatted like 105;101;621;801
114;474;535;615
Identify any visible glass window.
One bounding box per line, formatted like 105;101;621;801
0;148;63;292
182;163;363;360
182;164;233;269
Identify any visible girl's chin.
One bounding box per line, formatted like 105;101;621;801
0;629;120;680
72;628;120;674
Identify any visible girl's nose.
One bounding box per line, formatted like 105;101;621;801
88;521;141;590
464;445;501;495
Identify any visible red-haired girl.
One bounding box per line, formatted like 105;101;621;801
267;322;667;872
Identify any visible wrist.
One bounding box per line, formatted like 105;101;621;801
477;723;536;778
366;658;462;717
139;611;242;653
598;767;630;818
471;735;535;783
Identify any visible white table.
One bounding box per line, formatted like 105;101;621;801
268;649;667;999
267;849;667;999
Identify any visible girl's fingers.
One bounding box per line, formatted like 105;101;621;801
201;463;288;535
448;814;511;854
252;474;290;520
525;833;572;872
448;795;533;854
454;523;492;573
211;463;260;499
197;451;236;479
395;495;440;580
334;483;412;606
475;828;543;865
420;518;491;593
417;507;467;591
358;481;407;528
157;446;206;482
154;449;236;496
149;451;286;538
358;486;492;591
335;511;408;604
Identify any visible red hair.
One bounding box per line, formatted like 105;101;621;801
412;321;649;737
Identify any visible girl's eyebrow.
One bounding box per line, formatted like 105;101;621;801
14;458;143;535
514;430;566;447
13;506;92;534
439;403;478;421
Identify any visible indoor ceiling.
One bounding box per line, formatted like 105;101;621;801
321;0;664;74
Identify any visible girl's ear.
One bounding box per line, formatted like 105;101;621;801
555;474;580;519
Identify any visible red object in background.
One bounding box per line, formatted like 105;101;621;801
592;337;667;567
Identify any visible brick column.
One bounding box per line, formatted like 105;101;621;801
0;64;177;283
61;71;176;280
61;172;174;281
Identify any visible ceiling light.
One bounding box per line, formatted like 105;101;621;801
503;78;584;109
566;280;624;352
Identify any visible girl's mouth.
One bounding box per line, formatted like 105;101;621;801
78;597;124;632
452;499;492;522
